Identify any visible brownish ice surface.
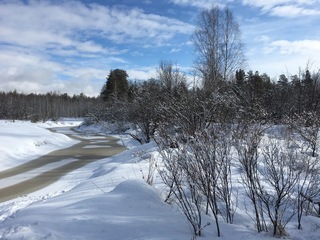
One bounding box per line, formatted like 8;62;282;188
0;127;125;203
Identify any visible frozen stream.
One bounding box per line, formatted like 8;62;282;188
0;127;125;203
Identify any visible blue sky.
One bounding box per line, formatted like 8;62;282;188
0;0;319;96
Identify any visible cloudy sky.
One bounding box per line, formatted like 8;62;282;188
0;0;319;96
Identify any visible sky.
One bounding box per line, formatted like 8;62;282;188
0;0;319;96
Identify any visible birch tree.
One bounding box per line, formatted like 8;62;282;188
193;6;245;91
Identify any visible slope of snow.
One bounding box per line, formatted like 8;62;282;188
0;120;320;239
0;180;192;240
0;119;81;170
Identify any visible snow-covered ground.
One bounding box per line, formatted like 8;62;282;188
0;119;80;171
0;120;319;239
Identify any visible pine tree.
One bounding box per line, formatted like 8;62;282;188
101;69;129;101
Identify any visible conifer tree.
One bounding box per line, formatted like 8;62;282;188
101;69;129;100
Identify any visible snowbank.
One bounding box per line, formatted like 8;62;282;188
0;180;191;240
0;120;81;170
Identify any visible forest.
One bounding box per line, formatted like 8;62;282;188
2;65;319;127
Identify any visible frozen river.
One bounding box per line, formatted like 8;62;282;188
0;127;125;203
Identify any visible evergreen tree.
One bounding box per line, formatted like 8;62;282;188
235;69;245;86
101;69;129;101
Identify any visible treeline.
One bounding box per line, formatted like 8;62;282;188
235;69;320;120
97;64;320;144
2;67;319;125
0;91;98;121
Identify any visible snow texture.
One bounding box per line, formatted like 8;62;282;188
0;120;319;239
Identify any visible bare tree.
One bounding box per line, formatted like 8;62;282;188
234;122;267;233
192;6;245;91
181;129;222;237
157;122;240;237
127;79;161;143
216;124;237;224
288;111;320;157
296;155;320;229
157;60;186;95
156;132;203;238
258;141;300;237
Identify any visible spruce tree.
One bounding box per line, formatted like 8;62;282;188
101;69;129;101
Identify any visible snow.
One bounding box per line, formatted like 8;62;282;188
0;158;78;189
0;119;81;171
0;180;192;240
0;120;319;239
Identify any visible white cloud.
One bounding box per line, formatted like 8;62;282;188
267;40;320;55
246;39;320;78
0;1;193;50
127;68;157;80
0;46;123;96
242;0;291;11
0;0;194;95
0;67;62;94
170;0;234;8
242;0;320;17
0;64;107;97
169;48;182;53
171;0;320;17
271;4;320;17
